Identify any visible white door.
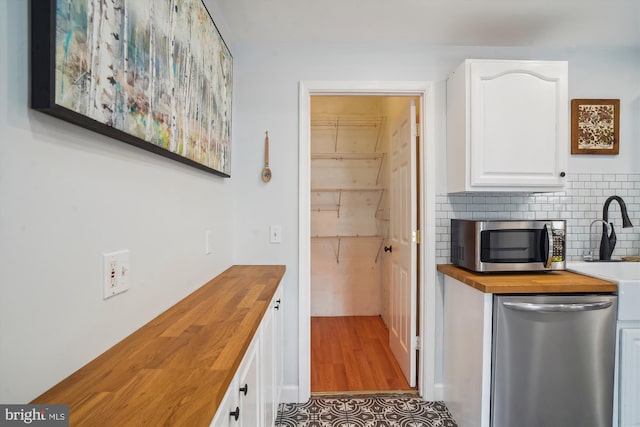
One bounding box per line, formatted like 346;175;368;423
389;100;417;387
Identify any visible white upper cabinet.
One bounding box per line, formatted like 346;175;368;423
447;59;568;193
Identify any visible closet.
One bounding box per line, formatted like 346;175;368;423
310;96;391;318
310;95;417;392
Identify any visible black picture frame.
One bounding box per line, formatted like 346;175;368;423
30;0;233;177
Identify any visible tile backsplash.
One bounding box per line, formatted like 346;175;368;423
436;174;640;264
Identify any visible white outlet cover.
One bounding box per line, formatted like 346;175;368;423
103;250;130;300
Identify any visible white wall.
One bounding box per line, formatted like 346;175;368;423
230;42;640;395
566;51;640;174
0;0;234;403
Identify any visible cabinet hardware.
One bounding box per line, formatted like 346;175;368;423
560;171;566;177
384;245;393;253
230;407;240;421
239;384;248;396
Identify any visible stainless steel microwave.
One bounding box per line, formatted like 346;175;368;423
450;219;566;272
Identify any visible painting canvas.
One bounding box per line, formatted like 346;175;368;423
31;0;233;177
571;99;619;155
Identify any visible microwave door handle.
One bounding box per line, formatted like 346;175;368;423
542;224;553;268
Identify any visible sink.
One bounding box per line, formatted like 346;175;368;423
567;261;640;282
567;261;640;321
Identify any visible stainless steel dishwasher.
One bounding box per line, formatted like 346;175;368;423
492;294;617;427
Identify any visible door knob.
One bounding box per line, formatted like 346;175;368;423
384;245;392;253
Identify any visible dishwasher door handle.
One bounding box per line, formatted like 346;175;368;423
503;301;613;313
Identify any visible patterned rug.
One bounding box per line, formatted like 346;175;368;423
275;394;458;427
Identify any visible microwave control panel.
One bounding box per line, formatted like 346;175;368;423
552;229;566;262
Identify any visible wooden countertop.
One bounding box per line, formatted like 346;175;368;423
31;265;286;427
437;264;617;293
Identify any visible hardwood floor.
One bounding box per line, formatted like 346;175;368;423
311;316;413;393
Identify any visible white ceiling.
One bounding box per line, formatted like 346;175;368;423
206;0;640;48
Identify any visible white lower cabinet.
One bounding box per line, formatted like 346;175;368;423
261;297;276;427
442;275;493;427
273;287;284;407
619;328;640;427
261;287;283;427
238;336;260;427
209;377;238;427
210;284;283;427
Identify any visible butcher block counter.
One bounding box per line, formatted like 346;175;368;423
437;264;617;293
31;265;286;427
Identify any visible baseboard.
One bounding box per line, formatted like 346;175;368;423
280;383;443;404
432;382;444;401
311;390;419;398
280;385;301;404
279;384;436;403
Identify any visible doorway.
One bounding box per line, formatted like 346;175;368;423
309;95;417;393
297;81;437;403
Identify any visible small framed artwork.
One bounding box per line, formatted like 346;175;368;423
571;99;620;155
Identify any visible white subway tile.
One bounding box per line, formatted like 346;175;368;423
435;174;640;261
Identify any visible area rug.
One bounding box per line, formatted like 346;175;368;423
275;394;457;427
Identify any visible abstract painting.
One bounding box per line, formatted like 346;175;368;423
571;99;620;155
31;0;233;177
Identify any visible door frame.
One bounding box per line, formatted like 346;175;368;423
297;81;437;402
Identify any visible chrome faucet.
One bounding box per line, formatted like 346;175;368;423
599;195;634;261
584;219;610;261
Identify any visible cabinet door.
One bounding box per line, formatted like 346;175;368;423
260;302;276;427
209;378;239;427
273;288;283;406
238;337;261;427
261;288;284;427
620;328;640;427
468;60;567;190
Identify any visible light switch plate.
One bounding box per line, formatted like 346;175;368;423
103;250;130;299
270;225;282;243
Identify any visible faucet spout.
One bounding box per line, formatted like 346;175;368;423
584;220;610;261
600;195;634;261
603;195;634;228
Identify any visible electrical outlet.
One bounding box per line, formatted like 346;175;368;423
270;225;282;244
103;250;130;299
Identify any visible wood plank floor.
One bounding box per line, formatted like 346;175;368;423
311;316;413;393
